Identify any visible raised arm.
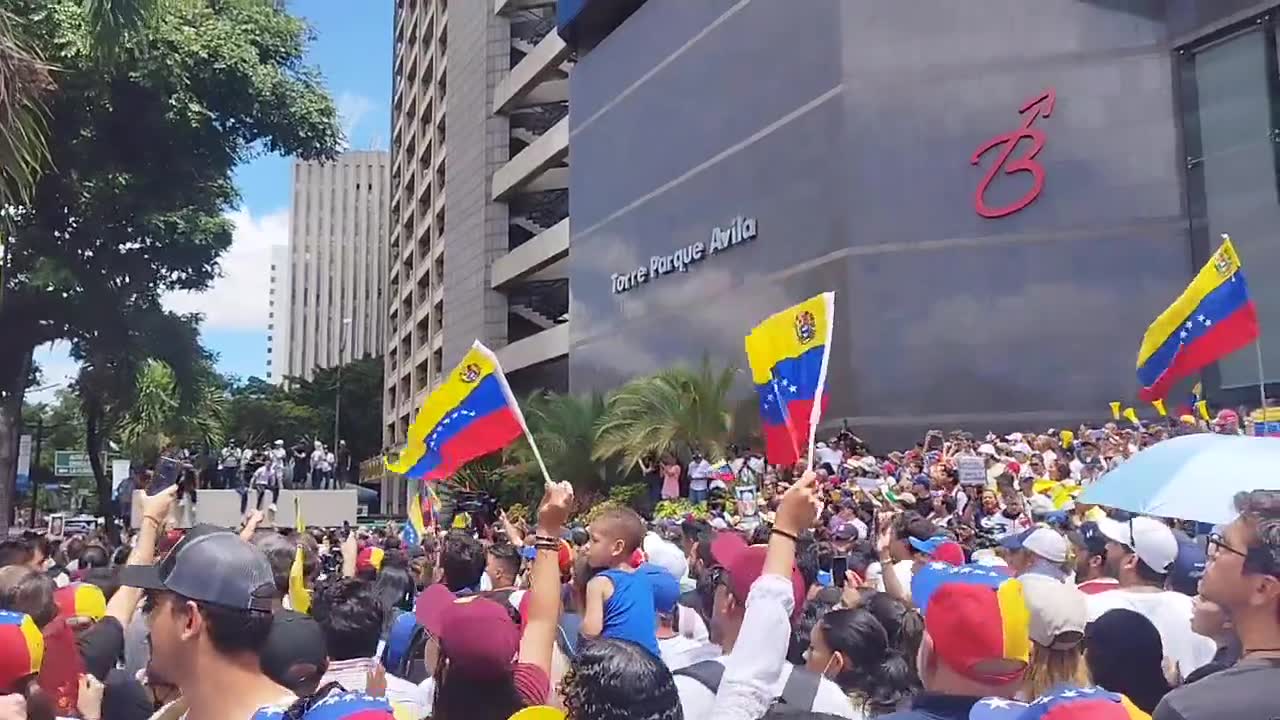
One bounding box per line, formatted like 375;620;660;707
518;480;574;677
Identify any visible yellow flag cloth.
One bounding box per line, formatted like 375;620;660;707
1109;402;1121;420
288;545;310;614
1123;407;1140;425
1152;399;1167;417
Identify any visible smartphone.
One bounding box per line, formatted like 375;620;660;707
924;431;944;452
149;455;180;495
832;556;848;587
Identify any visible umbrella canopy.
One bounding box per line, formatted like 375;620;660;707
1076;433;1280;524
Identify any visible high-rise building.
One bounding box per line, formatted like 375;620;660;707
384;0;571;456
284;151;391;381
267;244;290;383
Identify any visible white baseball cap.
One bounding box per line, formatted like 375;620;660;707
1002;527;1069;564
1020;575;1087;649
1095;516;1178;573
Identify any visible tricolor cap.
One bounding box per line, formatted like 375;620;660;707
356;546;385;573
0;610;43;692
969;684;1148;720
249;690;399;720
54;582;107;622
911;563;1030;683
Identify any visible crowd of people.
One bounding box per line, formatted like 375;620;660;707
0;410;1276;720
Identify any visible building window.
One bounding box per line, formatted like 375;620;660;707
1181;18;1280;396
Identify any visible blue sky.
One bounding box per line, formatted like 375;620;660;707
33;2;392;401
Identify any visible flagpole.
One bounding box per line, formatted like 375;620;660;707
1255;338;1268;423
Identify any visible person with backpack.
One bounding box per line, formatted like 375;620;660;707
675;470;857;719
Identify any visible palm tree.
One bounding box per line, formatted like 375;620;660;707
508;391;618;501
593;357;739;471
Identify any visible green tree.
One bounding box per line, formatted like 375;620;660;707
507;391;622;504
0;0;340;530
223;378;322;450
286;356;385;463
593;358;739;471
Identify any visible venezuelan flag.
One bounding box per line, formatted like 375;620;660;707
1137;237;1259;401
401;482;428;547
386;341;527;480
745;293;835;465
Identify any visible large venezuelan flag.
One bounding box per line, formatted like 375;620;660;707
385;341;526;481
744;293;835;466
1137;237;1259;401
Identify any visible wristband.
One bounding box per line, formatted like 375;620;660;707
770;527;799;543
534;534;560;545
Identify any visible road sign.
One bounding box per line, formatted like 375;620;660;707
54;451;95;477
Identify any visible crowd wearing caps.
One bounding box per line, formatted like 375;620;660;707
2;416;1277;720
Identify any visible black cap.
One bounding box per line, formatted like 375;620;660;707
1068;521;1108;558
261;611;328;691
117;524;275;612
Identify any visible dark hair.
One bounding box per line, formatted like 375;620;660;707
431;650;525;720
760;709;849;720
0;539;33;568
371;564;415;635
1085;609;1171;713
562;638;682;720
181;597;274;656
79;545;109;570
253;532;307;597
789;593;838;665
818;609;914;714
62;537;85;563
440;531;485;592
0;566;57;628
1134;557;1168;585
861;592;924;686
795;532;819;589
82;567;120;601
486;543;522;583
310;578;384;661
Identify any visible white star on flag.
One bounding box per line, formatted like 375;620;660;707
980;698;1019;709
1184;320;1193;329
1204;317;1212;326
1180;330;1188;339
1060;690;1079;698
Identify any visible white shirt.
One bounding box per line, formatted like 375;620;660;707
872;559;915;601
1087;588;1217;675
660;633;720;672
815;445;844;469
688;459;713;491
1023;492;1056;517
694;574;859;720
321;657;431;719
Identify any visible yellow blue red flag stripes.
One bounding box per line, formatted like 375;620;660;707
745;292;835;465
402;482;428;547
1137;236;1259;401
385;341;527;481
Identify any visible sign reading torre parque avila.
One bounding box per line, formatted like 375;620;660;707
610;216;758;294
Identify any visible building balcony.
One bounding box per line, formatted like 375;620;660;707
491;217;568;289
493;31;570;115
492;116;568;201
496;322;569;373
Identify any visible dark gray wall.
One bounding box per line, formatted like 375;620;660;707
566;0;1271;445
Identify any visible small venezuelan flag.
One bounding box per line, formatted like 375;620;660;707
386;341;528;480
744;292;835;466
1137;236;1259;401
402;482;428;547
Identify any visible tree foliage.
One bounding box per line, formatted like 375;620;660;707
593;358;739;471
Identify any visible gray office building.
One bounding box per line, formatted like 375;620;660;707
284;151;391;380
562;0;1280;445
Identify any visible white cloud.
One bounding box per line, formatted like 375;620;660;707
164;207;289;331
337;91;375;148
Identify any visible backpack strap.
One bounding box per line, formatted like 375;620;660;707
673;660;725;693
779;666;823;709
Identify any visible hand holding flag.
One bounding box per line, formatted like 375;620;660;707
745;293;835;467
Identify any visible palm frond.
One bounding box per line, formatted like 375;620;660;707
0;8;52;207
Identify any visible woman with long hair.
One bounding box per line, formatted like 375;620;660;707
1085;608;1173;713
371;562;416;637
561;638;682;720
1019;576;1089;700
805;608;914;715
859;592;924;687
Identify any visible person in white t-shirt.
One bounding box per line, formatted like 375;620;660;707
687;452;713;504
1086;516;1217;676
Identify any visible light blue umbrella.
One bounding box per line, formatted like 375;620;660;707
1076;433;1280;524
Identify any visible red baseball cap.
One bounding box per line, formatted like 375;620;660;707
932;541;966;567
709;532;805;617
414;585;520;677
925;581;1030;684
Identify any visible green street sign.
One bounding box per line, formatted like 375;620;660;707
54;451;95;477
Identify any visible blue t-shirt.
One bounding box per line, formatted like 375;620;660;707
598;568;661;656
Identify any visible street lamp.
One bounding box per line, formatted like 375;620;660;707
334;318;352;457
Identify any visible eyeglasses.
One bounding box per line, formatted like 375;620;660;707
1207;532;1247;560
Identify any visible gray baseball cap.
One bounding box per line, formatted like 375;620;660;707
118;524;275;612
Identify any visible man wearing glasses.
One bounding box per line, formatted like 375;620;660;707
1154;490;1280;720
